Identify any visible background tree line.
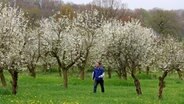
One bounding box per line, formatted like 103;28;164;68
1;0;183;38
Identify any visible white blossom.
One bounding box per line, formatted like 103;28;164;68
0;4;28;70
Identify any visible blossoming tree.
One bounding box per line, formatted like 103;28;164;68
155;36;184;99
74;10;104;80
102;19;156;95
40;15;84;88
23;28;41;78
0;3;28;94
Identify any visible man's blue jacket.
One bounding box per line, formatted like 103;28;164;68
92;66;105;81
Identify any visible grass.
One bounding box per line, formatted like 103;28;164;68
0;72;184;104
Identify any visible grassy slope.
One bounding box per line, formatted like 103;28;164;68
0;72;184;104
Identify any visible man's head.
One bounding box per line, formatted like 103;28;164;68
95;61;102;67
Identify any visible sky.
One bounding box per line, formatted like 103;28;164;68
63;0;184;10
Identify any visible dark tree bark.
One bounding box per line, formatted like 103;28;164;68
63;69;68;89
175;68;183;80
78;48;90;80
42;63;52;73
138;65;141;74
54;53;63;77
27;64;36;78
122;66;127;80
52;50;81;88
116;65;127;80
0;67;7;87
177;70;183;80
107;66;112;79
158;70;168;99
79;67;85;80
117;53;127;80
116;69;122;79
9;70;19;95
146;66;150;75
42;63;47;72
62;55;81;88
78;64;86;80
58;66;62;77
131;69;142;95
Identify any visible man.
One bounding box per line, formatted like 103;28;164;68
92;61;105;93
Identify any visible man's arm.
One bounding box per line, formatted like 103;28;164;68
92;71;95;80
98;72;105;78
99;68;105;78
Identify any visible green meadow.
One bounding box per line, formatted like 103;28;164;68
0;72;184;104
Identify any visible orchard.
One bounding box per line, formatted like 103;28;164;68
0;2;184;103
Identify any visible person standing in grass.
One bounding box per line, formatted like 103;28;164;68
92;61;105;93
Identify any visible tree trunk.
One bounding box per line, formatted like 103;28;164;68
0;68;7;87
30;69;36;78
42;63;47;72
107;66;112;79
9;70;18;95
79;48;89;80
42;63;52;73
80;68;85;80
27;64;36;78
116;69;122;79
58;66;62;77
138;65;141;74
177;70;183;80
176;68;183;80
158;70;168;99
63;69;68;89
122;66;127;80
146;66;150;75
55;54;62;77
131;70;142;95
117;55;127;80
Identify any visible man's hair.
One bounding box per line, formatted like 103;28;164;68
97;61;102;65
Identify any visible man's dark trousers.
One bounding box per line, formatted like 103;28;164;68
93;80;104;93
